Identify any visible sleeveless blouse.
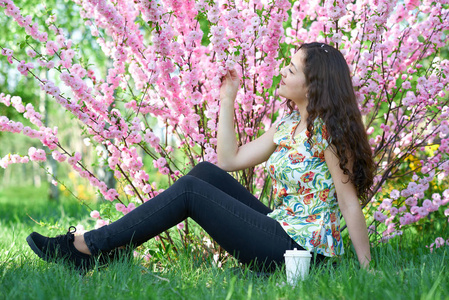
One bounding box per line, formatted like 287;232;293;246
266;111;344;256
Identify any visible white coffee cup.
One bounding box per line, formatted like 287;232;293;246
284;248;312;285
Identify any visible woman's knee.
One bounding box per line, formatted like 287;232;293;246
189;161;223;175
194;161;218;170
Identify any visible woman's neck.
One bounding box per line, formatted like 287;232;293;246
296;104;308;121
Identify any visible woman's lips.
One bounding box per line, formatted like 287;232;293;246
280;79;285;85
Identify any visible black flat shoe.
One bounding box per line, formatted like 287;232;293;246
26;226;94;272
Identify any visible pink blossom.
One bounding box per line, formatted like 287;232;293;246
26;49;36;58
90;210;100;219
124;185;135;196
410;206;420;214
435;237;445;247
127;203;136;212
142;184;152;194
417;207;429;217
160;167;170;175
17;61;33;76
156;157;166;168
45;41;59;55
405;197;418;207
115;203;126;212
380;199;392;210
374;211;387;222
400;213;414;226
1;48;13;57
405;0;420;9
28;147;46;162
390;207;399;216
390;189;400;199
105;189;118;201
422;199;433;210
177;222;185;230
95;219;109;229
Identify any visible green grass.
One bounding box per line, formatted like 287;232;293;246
0;185;448;300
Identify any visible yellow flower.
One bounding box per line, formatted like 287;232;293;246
424;144;439;156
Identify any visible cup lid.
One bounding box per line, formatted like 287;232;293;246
284;248;312;257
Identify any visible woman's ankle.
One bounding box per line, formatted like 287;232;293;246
74;234;92;255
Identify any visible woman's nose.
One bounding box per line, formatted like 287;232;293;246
280;67;286;77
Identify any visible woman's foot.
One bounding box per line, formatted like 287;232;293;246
73;234;92;255
26;226;94;272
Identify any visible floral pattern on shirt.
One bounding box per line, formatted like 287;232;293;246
266;111;344;257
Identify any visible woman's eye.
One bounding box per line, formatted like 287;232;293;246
289;69;293;74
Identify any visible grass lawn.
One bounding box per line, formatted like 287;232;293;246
0;184;448;300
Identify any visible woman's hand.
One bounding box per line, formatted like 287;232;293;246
220;68;240;102
217;67;277;172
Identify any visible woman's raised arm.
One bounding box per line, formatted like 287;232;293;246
217;69;277;172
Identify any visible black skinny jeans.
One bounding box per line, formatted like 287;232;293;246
84;162;322;271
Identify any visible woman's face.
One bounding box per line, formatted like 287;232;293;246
278;49;308;107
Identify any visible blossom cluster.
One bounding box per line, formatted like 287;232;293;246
0;0;291;221
427;236;449;253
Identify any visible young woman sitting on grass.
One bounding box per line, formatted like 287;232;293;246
27;42;375;273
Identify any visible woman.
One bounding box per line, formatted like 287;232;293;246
27;42;374;273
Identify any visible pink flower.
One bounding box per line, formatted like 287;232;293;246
190;91;203;105
127;203;136;212
26;49;37;58
17;61;31;76
156;157;166;168
374;211;387;222
417;207;429;217
90;210;100;219
410;206;420;214
124;185;135;196
390;207;399;216
1;48;13;56
106;189;118;201
177;222;185;230
45;41;59;55
160;167;170;175
405;0;420;9
108;156;119;167
380;199;392;210
142;184;152;194
422;199;433;210
435;237;445;248
115;203;125;212
390;190;400;200
405;197;417;207
95;219;109;229
400;213;414;226
402;81;412;89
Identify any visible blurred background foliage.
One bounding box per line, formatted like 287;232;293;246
0;0;107;200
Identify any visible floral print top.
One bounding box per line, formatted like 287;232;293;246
266;111;344;257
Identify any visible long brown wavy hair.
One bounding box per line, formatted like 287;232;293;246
287;42;375;204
